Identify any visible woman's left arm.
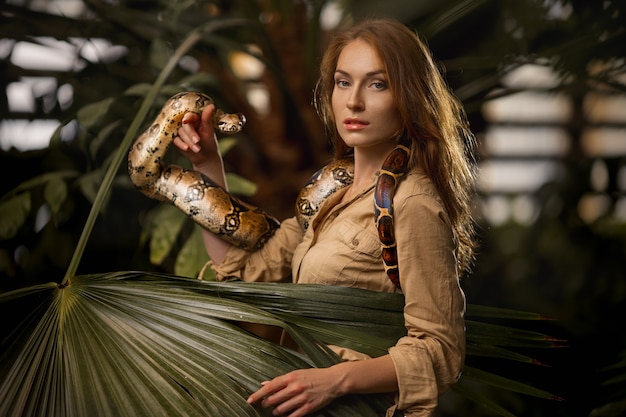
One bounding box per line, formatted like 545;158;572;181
247;188;465;416
388;191;466;412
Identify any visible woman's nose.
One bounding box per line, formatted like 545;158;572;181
347;90;364;111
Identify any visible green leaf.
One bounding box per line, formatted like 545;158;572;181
420;0;490;37
174;226;211;279
149;205;187;265
76;97;115;129
218;136;238;155
2;170;79;200
43;176;67;221
465;320;563;349
226;173;258;196
466;342;547;365
462;366;562;401
159;84;187;98
49;121;64;147
0;192;31;239
466;304;550;321
77;168;105;204
89;120;123;159
150;37;171;70
178;72;218;90
124;83;153;97
452;380;518;417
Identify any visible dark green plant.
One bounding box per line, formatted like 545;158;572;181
590;349;626;417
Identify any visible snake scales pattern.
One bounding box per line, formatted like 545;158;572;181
128;91;411;289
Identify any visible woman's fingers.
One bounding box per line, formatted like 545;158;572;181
247;380;280;405
268;392;312;417
248;380;302;417
247;370;335;417
200;104;215;127
176;105;211;152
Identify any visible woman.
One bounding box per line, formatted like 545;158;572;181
174;18;476;417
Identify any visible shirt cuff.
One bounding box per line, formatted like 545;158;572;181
388;338;438;413
210;246;252;281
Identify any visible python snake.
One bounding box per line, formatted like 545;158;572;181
128;91;411;289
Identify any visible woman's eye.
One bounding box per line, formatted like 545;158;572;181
335;79;350;88
371;81;387;90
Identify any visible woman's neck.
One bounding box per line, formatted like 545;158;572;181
351;142;396;184
340;142;397;202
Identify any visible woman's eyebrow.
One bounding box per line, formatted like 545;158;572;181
334;69;387;77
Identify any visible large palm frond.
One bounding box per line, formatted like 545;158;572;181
1;272;561;417
0;272;392;417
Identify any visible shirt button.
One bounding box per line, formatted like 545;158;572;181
351;238;359;246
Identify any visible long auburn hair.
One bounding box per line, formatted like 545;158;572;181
314;18;478;275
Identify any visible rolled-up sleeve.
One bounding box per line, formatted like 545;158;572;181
211;216;304;283
387;191;466;414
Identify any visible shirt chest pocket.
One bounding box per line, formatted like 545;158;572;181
310;219;383;286
337;220;381;256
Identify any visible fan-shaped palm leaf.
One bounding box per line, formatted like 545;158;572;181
0;272;394;417
1;272;562;416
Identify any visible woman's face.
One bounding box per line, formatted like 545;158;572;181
331;39;402;153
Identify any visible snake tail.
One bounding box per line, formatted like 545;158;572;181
374;135;413;289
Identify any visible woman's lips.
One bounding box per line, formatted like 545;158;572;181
343;118;369;130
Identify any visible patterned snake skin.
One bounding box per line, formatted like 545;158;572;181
128;92;411;288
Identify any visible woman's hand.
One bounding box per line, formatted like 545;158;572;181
173;104;220;169
247;368;344;417
248;356;398;416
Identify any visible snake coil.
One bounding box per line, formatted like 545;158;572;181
128;92;411;288
128;92;278;250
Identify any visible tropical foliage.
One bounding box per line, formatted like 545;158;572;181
0;271;562;417
1;0;625;416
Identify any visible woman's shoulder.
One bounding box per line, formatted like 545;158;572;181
395;167;452;228
397;167;441;202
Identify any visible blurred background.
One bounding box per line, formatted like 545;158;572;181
1;0;625;416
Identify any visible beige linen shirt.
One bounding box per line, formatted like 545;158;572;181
212;167;466;416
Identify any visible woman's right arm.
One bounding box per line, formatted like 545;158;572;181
174;104;302;282
174;104;232;265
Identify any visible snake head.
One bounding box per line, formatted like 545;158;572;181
217;113;246;134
